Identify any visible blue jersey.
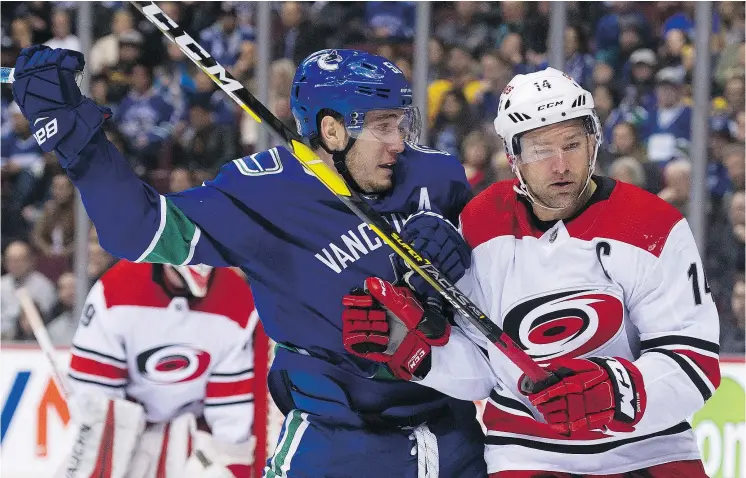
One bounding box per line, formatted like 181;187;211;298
68;131;472;419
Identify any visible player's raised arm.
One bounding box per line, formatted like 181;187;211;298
10;46;252;267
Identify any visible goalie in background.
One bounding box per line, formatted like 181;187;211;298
62;260;267;478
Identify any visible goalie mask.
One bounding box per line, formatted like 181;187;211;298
168;264;214;298
493;67;602;209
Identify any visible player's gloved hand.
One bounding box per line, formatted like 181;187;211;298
395;211;471;298
520;357;647;436
12;45;111;166
341;277;450;380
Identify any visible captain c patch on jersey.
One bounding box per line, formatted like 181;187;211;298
136;344;211;384
502;288;624;362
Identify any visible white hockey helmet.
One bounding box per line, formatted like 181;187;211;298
493;68;603;206
494;67;602;166
171;264;214;298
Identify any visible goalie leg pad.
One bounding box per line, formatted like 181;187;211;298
60;393;146;478
127;412;198;478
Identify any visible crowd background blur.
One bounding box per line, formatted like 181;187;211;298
1;1;743;353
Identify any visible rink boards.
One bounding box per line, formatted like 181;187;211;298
1;347;743;478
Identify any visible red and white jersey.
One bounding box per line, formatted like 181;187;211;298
421;177;721;474
68;261;260;446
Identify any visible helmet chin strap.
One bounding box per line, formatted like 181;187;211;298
319;135;367;194
513;139;599;214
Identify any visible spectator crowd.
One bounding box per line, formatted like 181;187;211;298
1;2;744;352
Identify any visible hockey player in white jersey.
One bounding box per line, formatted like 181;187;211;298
62;260;263;478
342;68;721;477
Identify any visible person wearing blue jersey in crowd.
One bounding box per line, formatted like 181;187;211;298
12;45;487;477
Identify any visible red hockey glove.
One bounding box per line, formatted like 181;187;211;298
341;277;450;380
520;357;647;436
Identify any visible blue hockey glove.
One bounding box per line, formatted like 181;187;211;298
396;211;471;298
12;45;111;167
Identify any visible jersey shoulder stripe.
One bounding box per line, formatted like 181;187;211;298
460;180;521;249
573;181;683;258
461;179;683;257
99;261;172;309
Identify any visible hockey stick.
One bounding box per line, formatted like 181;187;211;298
15;287;71;398
132;2;550;385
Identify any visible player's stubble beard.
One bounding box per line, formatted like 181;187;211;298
345;138;397;194
521;143;596;221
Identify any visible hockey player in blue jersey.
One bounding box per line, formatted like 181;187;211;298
12;46;487;477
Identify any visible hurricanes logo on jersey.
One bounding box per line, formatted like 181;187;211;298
136;344;211;383
502;288;624;361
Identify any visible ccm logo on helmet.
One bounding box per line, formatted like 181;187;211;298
538;101;564;111
136;344;211;384
502;288;624;361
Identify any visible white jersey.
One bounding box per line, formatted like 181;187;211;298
421;177;720;474
68;261;260;446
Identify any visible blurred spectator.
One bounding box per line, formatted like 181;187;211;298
594;3;651;70
723;75;745;116
115;64;175;172
658;29;688;69
43;9;81;52
430;89;478;157
721;275;745;354
175;99;238;177
427;45;480;125
104;30;145;103
87;241;116;289
658;159;692;217
461;130;497;195
183;71;236;127
199;4;255;67
609;156;646;189
715;41;745;90
499;32;525;70
427;38;446;82
11;18;34;50
169;167;197;193
474;53;513;123
365;1;415;41
641;67;692;163
493;2;528;51
733;110;746;143
1;102;44;215
709;191;746;317
621;48;657;112
592;84;618;128
434;2;492;55
607;122;661;193
564;25;595;90
0;241;56;340
30;174;76;260
89;9;135;75
592;62;615;89
273;2;325;64
46;272;77;346
723;143;745;192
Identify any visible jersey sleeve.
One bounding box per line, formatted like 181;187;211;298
418;243;500;401
67;281;128;399
65;130;269;267
627;219;721;434
203;311;258;445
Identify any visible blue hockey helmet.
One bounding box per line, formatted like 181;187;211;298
290;49;421;147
